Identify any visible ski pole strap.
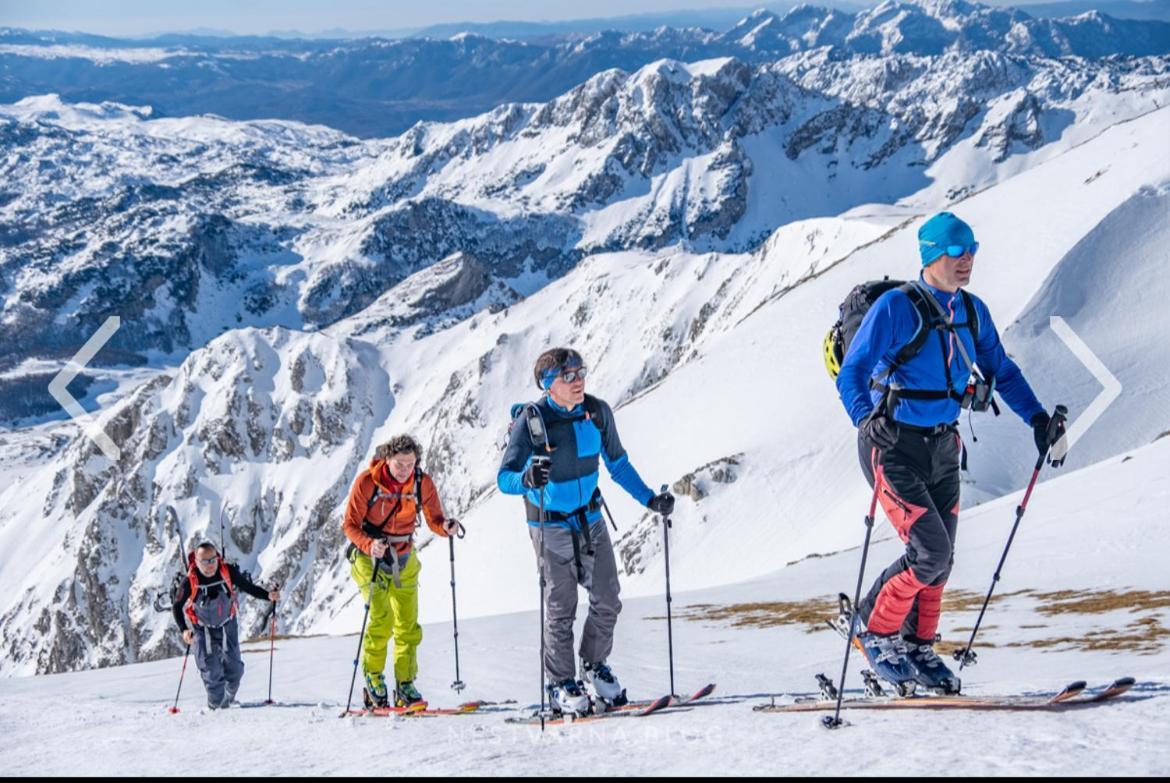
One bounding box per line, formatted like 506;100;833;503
569;526;585;582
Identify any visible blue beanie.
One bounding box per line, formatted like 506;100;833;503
918;212;975;266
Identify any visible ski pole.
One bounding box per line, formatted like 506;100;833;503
600;496;619;532
825;464;883;730
448;525;466;693
521;404;553;730
659;483;677;699
265;597;278;705
169;640;192;714
954;405;1068;670
536;459;551;731
341;550;382;717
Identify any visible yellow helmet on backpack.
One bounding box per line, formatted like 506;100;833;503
823;327;844;381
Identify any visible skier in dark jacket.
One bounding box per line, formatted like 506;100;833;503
498;348;674;715
836;211;1062;694
172;540;280;709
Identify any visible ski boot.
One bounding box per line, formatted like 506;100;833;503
220;684;239;709
581;660;628;708
363;671;390;709
856;631;918;697
548;678;592;716
395;680;426;708
904;640;961;694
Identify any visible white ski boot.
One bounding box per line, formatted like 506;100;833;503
582;660;628;707
548;678;591;716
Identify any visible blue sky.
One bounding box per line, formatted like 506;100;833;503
0;0;787;35
0;0;1038;36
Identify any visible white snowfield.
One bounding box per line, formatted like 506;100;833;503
0;436;1167;775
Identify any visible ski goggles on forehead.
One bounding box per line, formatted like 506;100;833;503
922;239;979;258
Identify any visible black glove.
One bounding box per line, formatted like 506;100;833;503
861;413;899;451
647;491;675;516
1031;410;1069;466
522;458;551;489
1030;412;1051;456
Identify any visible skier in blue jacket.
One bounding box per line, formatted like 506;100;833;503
836;211;1059;693
498;347;675;715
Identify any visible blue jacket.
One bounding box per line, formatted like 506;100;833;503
497;395;655;528
837;277;1044;428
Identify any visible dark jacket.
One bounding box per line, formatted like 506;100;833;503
172;560;271;631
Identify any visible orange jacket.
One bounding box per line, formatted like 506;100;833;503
343;459;449;557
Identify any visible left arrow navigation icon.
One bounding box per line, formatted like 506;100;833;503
47;316;122;460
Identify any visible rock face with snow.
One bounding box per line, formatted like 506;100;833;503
2;47;1165;380
0;327;390;672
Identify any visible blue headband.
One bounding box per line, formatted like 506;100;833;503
540;361;582;390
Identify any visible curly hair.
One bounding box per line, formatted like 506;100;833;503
374;434;424;463
533;347;584;390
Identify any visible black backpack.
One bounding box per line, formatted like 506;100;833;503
823;277;980;388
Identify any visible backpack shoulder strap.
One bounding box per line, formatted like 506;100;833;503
958;289;980;342
365;471;383;510
521;400;550;452
582;394;603;425
895;282;939;362
219;560;234;594
412;466;425;529
873;283;936;385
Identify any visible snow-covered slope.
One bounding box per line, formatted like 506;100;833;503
407;104;1170;625
0;433;1167;775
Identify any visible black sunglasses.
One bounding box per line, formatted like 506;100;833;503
560;367;588;383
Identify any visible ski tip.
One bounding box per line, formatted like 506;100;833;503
1112;676;1136;688
640;694;672;715
1066;680;1089;692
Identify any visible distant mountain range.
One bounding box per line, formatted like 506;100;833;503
2;1;1169;137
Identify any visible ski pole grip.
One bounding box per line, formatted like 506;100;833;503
659;484;672;528
1048;404;1068;441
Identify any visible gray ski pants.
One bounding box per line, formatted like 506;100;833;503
529;519;622;683
193;616;245;708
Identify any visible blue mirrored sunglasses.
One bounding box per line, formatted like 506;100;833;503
923;239;979;258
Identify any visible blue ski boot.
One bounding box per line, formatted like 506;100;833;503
856;631;918;696
904;640;961;694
